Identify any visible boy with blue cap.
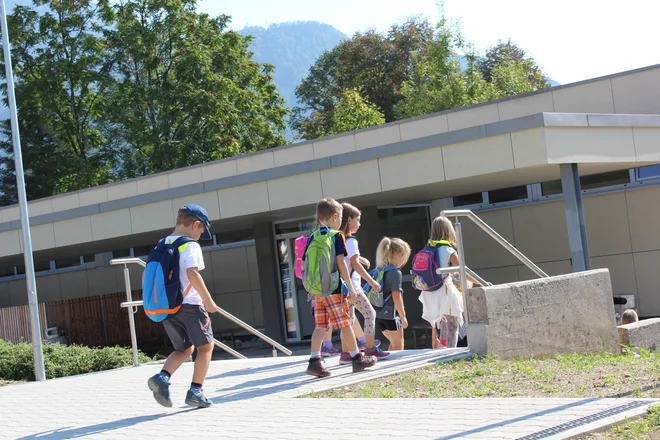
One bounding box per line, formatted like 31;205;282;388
147;204;217;408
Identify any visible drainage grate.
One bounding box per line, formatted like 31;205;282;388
516;400;655;440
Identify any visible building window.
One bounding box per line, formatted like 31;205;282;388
82;254;95;264
540;180;563;197
636;164;660;181
133;245;154;258
540;169;632;197
54;255;82;269
274;219;315;236
488;185;529;204
452;192;484;207
216;229;255;245
16;260;51;274
376;206;430;274
112;248;131;259
580;169;631;190
0;266;15;277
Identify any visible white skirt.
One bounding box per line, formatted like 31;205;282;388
418;277;464;327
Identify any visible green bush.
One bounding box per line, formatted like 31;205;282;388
0;340;154;381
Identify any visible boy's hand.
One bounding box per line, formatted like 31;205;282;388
204;299;218;314
348;290;358;302
369;280;381;293
400;316;409;329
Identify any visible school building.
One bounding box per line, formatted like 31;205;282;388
1;64;660;346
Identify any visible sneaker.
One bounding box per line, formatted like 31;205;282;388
352;353;377;372
365;346;391;360
358;338;382;351
321;344;341;357
339;352;353;365
306;357;330;378
147;373;172;408
185;388;213;408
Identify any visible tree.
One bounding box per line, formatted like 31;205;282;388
314;88;384;137
479;39;548;91
394;19;494;119
292;17;434;140
104;0;288;178
0;0;116;204
395;26;550;119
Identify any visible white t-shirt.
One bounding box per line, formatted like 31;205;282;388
164;236;205;306
438;245;457;282
344;237;362;288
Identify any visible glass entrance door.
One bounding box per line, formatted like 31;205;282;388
274;217;315;343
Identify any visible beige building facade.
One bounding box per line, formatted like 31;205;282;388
2;64;660;344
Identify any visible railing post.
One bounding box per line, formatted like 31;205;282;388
272;346;277;357
124;264;139;367
454;220;470;347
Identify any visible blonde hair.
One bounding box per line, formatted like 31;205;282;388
176;208;198;227
339;203;361;236
621;309;639;325
316;198;342;224
376;237;411;268
430;216;457;248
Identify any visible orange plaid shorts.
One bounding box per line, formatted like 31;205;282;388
312;294;352;330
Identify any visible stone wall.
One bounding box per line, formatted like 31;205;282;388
467;269;620;358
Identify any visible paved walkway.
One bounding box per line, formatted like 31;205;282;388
1;348;657;439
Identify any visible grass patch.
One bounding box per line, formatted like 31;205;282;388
0;380;23;387
580;405;660;439
313;347;660;399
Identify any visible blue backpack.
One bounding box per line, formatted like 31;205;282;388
363;264;398;308
411;240;452;291
142;236;195;322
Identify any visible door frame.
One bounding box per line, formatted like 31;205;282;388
273;222;315;343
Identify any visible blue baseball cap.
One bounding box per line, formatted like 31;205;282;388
179;204;212;240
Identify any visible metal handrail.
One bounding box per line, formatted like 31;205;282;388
110;258;292;365
437;266;489;287
111;257;146;268
440;209;549;278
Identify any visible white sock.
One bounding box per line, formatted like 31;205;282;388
310;351;321;359
349;349;360;358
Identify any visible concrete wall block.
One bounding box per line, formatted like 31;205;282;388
618;318;660;351
467;269;620;358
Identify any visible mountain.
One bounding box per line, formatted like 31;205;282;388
238;21;346;139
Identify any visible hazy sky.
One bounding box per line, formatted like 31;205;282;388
198;0;660;85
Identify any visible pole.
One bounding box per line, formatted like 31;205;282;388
454;221;470;349
560;163;591;272
123;265;139;366
0;0;45;381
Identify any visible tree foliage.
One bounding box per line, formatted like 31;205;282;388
0;0;288;204
292;17;434;140
105;0;288;178
294;16;551;139
318;88;385;137
0;0;115;203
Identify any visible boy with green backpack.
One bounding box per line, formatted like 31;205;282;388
302;198;378;377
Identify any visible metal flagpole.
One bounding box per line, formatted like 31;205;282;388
0;0;45;381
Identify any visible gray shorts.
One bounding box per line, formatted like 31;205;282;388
163;304;214;351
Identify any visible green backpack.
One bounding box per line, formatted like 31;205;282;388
302;229;341;297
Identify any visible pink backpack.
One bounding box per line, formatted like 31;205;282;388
294;235;309;279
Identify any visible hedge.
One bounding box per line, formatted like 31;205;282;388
0;340;154;381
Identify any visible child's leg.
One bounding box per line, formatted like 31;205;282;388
191;341;214;384
443;315;460;348
389;330;405;351
352;319;365;339
352;291;377;348
324;326;334;342
329;294;377;370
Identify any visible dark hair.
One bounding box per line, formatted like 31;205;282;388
339;203;361;236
